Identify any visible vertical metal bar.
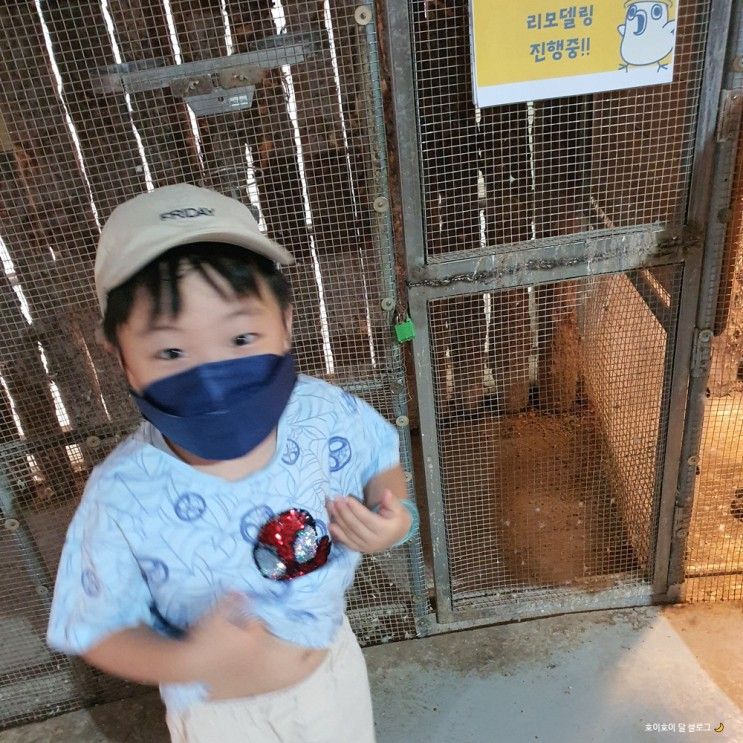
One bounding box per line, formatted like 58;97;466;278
686;0;738;229
382;0;455;623
395;424;432;634
364;7;397;315
661;0;741;596
652;264;696;595
364;5;430;631
381;0;427;279
408;290;454;622
0;466;53;608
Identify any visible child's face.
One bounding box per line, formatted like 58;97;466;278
116;266;292;394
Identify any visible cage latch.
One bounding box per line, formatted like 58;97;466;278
93;33;320;117
690;327;714;378
716;88;743;143
170;69;260;117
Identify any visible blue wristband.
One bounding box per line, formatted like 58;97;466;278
371;498;420;548
393;498;420;547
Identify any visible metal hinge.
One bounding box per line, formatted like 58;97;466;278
92;33;320;117
716;88;743;142
690;327;714;378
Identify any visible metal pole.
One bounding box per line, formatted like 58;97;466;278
364;3;430;632
663;0;742;596
382;0;456;624
381;0;427;280
407;290;454;622
0;466;53;609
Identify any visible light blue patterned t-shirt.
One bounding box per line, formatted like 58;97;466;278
46;375;399;711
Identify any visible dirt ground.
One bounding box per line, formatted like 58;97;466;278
664;600;743;710
686;389;743;585
412;404;640;600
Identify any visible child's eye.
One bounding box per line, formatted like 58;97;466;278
232;333;257;347
157;348;184;360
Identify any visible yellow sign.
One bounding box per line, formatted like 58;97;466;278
470;1;677;106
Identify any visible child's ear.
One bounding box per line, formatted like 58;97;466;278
283;305;294;352
94;323;116;355
95;323;129;376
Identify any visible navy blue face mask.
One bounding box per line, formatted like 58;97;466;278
131;353;297;461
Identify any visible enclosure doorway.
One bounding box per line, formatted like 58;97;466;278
386;0;738;628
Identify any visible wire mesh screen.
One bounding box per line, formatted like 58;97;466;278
0;0;423;728
685;122;743;603
411;0;711;260
427;268;681;610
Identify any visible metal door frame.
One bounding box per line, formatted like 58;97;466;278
383;0;740;631
666;2;743;597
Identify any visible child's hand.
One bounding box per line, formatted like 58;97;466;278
185;593;264;691
185;593;327;700
327;489;411;553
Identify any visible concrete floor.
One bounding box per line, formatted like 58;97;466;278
1;602;741;743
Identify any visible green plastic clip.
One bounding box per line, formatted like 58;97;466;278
394;317;416;343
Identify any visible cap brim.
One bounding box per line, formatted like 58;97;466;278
168;227;296;266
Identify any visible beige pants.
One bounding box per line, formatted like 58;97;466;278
166;617;375;743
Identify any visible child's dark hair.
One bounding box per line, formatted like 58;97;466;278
102;242;292;346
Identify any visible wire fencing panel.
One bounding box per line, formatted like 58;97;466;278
579;268;681;579
0;0;424;728
685;121;743;602
403;0;711;622
412;0;710;264
426;270;681;611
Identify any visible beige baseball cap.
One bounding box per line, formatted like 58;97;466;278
95;183;294;313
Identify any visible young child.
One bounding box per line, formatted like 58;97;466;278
46;184;419;742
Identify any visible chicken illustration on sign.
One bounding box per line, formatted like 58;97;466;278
469;0;679;107
618;1;676;71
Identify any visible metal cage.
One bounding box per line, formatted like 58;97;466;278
386;0;741;631
0;0;742;731
0;0;426;728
